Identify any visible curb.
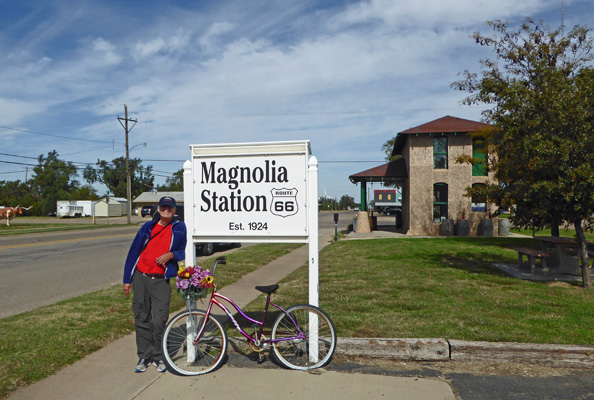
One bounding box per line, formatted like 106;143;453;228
336;338;594;368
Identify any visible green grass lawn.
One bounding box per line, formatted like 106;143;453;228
245;237;594;345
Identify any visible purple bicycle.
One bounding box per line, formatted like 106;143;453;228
162;256;337;375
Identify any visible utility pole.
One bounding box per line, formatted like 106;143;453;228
118;105;137;224
561;0;565;38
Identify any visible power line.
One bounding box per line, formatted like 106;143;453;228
0;160;37;167
0;125;123;145
62;145;114;156
0;152;38;160
0;160;174;180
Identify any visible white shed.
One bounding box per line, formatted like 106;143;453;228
94;197;126;217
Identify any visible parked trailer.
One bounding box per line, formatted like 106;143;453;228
56;200;96;217
57;205;84;218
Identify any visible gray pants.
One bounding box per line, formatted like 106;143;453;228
132;272;171;361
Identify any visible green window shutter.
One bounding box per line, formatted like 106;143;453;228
433;136;448;169
472;137;487;176
433;183;448;222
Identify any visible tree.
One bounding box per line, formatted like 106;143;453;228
69;184;99;200
381;137;397;161
452;19;594;287
381;138;403;189
339;195;356;210
157;168;183;191
83;157;154;199
30;150;79;215
318;196;337;211
0;180;39;214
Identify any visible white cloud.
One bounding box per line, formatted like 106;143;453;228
334;0;558;30
133;31;191;60
134;38;167;59
92;38;122;66
199;21;234;53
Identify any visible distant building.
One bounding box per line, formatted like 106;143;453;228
94;197;127;217
133;191;184;215
373;189;402;209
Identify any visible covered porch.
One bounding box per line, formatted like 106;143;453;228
349;159;407;233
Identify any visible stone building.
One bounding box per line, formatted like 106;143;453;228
350;115;499;236
393;115;497;235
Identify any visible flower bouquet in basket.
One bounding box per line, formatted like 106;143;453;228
176;264;214;300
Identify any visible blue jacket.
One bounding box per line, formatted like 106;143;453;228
123;219;187;284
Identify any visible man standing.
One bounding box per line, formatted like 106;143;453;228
123;196;187;373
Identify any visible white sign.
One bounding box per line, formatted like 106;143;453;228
183;140;319;307
187;141;311;243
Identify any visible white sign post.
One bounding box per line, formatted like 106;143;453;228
307;156;319;362
183;141;319;362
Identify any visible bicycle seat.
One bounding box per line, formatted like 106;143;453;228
255;284;279;294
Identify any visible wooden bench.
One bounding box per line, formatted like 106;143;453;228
514;247;550;275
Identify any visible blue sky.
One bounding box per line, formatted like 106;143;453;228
1;0;592;201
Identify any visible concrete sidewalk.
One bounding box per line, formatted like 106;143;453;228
8;231;457;400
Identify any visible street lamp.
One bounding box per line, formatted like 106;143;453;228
131;142;147;152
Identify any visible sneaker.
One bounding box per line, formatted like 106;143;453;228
135;359;150;373
154;360;167;373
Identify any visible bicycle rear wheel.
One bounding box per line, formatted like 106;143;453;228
271;304;337;370
162;310;227;375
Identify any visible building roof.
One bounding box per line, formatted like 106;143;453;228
133;191;184;204
399;115;491;134
392;115;492;155
349;159;408;184
97;197;127;204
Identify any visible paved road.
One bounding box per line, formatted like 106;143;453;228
0;226;139;318
0;211;353;318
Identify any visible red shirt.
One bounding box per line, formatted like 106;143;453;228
137;223;173;274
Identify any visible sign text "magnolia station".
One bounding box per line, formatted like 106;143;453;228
199;160;293;212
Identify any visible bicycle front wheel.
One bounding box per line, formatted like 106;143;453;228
271;304;337;370
162;310;227;376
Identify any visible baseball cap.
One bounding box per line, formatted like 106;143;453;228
158;196;176;208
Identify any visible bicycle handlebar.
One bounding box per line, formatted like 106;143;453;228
212;256;227;276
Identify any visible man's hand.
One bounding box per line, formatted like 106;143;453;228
156;252;174;266
123;283;132;298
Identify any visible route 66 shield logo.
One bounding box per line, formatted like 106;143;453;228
270;188;299;218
